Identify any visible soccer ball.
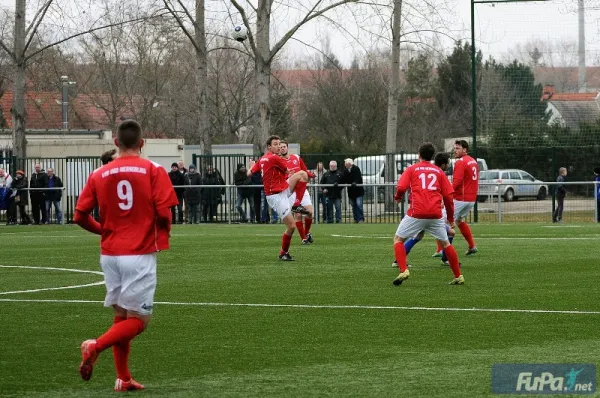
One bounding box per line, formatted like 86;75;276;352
232;25;248;42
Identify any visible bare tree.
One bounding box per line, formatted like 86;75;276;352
229;0;359;147
0;0;163;158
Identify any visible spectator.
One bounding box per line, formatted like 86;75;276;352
250;166;265;223
45;167;63;224
13;170;32;225
177;160;187;174
30;163;48;224
342;158;365;223
201;165;225;222
234;163;255;223
595;167;600;222
168;162;185;224
312;162;327;223
100;149;117;165
320;160;344;223
184;164;202;224
0;168;15;225
553;167;567;223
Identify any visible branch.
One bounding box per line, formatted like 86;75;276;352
162;0;200;52
0;38;14;60
23;0;54;56
24;12;173;61
289;37;342;74
208;45;252;58
175;0;196;25
269;0;358;62
229;0;257;57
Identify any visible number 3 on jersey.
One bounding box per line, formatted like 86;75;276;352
419;173;437;190
117;180;133;210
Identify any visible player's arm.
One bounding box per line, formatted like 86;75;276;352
452;160;465;192
394;169;411;202
74;177;101;235
248;159;260;176
441;174;455;225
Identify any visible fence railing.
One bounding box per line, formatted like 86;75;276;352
0;182;597;225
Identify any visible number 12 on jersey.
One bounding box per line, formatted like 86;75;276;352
419;173;438;190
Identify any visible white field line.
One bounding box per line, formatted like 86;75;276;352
330;234;599;240
0;298;599;316
0;265;104;295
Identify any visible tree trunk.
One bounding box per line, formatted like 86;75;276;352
254;0;272;148
385;0;402;212
12;0;27;159
196;0;210;154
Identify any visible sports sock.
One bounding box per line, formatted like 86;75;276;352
281;232;292;254
404;236;421;255
96;317;145;352
441;236;454;262
458;222;476;249
436;240;443;253
394;242;408;273
304;217;313;234
296;220;306;240
444;245;462;278
293;181;307;207
110;316;132;381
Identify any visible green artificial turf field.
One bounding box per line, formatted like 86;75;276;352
0;223;598;397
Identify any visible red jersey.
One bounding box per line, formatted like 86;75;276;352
395;161;455;221
76;156;179;256
284;154;315;178
452;155;479;202
250;152;289;195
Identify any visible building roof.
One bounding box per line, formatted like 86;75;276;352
548;100;600;130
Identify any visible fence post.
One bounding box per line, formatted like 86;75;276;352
595;180;598;223
551;146;556;219
497;185;502;223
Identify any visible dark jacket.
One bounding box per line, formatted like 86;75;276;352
250;172;263;198
30;171;48;195
342;165;365;199
201;171;225;205
320;169;345;199
234;163;252;198
185;171;202;205
45;175;63;201
556;175;566;198
13;175;29;206
169;170;186;200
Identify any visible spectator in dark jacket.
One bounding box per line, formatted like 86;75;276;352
185;164;202;224
169;162;186;224
45;167;63;224
553;167;567;223
595;167;600;223
234;163;255;223
30;163;48;224
342;158;365;223
201;166;225;222
250;167;265;223
320;160;344;223
13;170;31;225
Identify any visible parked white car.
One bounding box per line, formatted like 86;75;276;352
478;169;549;202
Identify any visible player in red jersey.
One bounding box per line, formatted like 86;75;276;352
248;135;310;261
279;140;316;245
452;139;478;255
73;120;178;391
392;142;464;286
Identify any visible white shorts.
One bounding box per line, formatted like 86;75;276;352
289;191;313;207
101;253;157;315
454;200;475;221
396;216;449;242
266;189;293;218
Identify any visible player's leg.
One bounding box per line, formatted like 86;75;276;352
299;193;314;243
404;230;425;255
392;216;423;285
289;192;306;241
426;220;464;284
455;200;477;255
267;192;296;260
287;171;309;211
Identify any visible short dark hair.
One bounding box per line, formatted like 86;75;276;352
434;152;450;167
455;140;469;151
117;120;143;149
101;149;117;165
266;135;281;147
418;142;436;161
279;140;288;146
595;167;600;175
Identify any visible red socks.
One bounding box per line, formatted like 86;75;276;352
295;221;307;240
281;232;292;254
444;245;462;278
304;217;312;235
96;317;145;352
111;316;132;381
394;242;408;272
436;240;443;253
293;181;307;207
458;222;476;249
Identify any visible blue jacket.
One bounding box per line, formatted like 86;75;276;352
595;176;600;200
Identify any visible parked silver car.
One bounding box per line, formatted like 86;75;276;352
478;169;549;202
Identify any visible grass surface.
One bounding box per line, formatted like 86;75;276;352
0;223;599;397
